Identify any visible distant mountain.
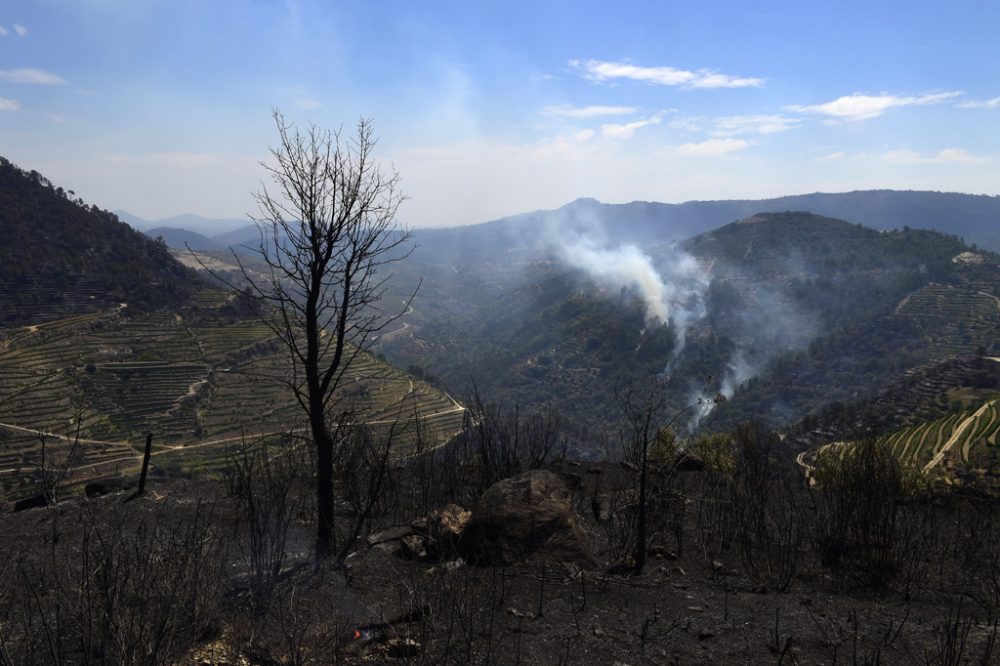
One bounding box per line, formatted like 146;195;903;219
145;227;223;251
410;191;1000;265
111;209;156;231
210;224;260;250
0;157;198;325
115;210;251;237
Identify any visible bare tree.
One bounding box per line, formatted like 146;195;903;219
236;110;414;565
618;378;718;575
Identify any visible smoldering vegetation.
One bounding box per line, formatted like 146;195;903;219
381;207;989;440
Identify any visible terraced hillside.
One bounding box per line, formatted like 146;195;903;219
810;395;1000;488
0;290;465;500
894;283;1000;359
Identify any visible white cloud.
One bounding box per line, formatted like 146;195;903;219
676;138;750;157
293;98;322;110
0;68;66;85
880;148;991;165
813;151;847;162
571;59;763;89
0;97;20;111
13;24;26;37
541;104;639;118
573;129;595;142
786;91;961;122
957;96;1000;109
711;114;799;137
600;115;662;140
0;25;8;36
667;115;703;132
689;72;764;89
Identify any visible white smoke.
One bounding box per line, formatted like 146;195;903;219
553;232;710;352
688;351;757;430
539;205;819;433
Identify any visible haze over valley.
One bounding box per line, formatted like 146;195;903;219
3;2;1000;664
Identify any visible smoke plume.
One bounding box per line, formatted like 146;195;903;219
551;229;710;353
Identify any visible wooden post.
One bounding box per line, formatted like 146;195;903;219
137;433;153;495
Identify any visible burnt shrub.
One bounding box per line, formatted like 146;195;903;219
730;422;805;592
809;437;923;590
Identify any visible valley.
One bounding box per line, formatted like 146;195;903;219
3;157;1000;665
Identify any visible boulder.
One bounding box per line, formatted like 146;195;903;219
459;469;594;566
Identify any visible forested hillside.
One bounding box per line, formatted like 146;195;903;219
380;212;1000;435
0;157;196;326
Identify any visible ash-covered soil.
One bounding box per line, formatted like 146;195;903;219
1;463;998;665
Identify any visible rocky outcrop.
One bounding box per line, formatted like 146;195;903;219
459;469;594;566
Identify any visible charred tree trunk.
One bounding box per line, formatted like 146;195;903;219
635;438;649;576
137;433;153;495
314;427;335;564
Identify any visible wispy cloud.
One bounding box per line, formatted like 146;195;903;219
786;91;961;122
711;114;799;137
676;138;750;157
0;25;7;36
0;68;66;85
813;151;847;162
957;96;1000;109
571;59;764;89
541;104;639;118
879;148;991;165
600;115;662;140
13;24;26;37
0;97;20;111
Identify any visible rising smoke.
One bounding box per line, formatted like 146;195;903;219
543;207;820;432
549;224;710;355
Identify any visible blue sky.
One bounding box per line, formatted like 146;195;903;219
2;0;998;228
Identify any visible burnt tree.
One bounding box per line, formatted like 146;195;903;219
237;111;413;565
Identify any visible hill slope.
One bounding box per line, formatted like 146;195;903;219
380;212;1000;435
0;157;197;326
0;161;465;499
144;227;223;251
0;290;466;500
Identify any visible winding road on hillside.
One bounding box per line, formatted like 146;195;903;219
922;398;995;472
373;300;414;341
0;390;467;478
978;290;1000;313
